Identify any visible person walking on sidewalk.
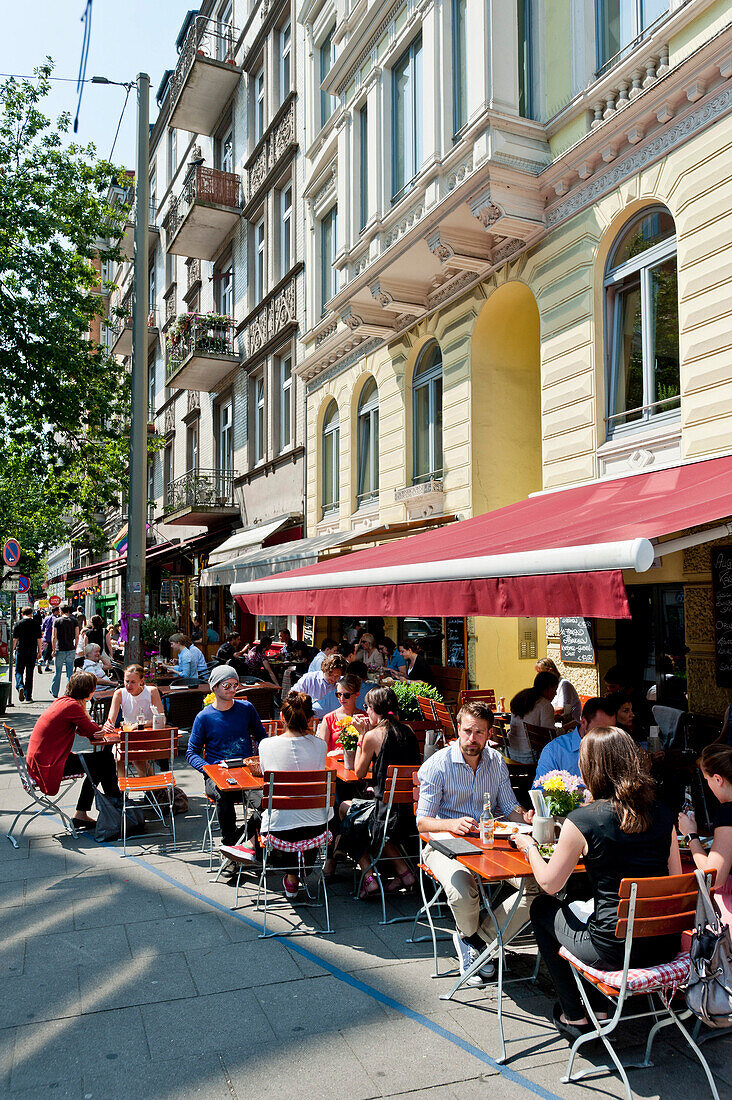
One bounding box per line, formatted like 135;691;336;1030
12;605;42;702
51;604;79;698
41;605;59;672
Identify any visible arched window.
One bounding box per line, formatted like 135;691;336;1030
605;206;679;434
357;377;379;504
413;342;443;483
322;401;340;515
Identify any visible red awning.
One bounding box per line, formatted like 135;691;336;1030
232;454;732;620
68;576;99;592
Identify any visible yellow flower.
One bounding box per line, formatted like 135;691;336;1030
204;692;215;706
543;776;565;792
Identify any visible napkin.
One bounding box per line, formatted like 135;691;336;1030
529;787;549;818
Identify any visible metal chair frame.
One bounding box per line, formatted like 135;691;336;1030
121;725;178;855
352;764;421;925
3;723;82;848
561;872;720;1100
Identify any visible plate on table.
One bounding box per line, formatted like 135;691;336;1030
537;842;557;858
494;822;533;837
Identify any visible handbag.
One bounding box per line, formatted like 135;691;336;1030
78;759;146;843
686;869;732;1028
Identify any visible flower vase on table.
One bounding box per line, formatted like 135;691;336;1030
533;771;588;836
337;718;359;772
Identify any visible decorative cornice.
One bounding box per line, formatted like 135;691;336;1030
469;188;502;230
305;336;383;394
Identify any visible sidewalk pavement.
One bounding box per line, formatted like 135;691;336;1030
0;668;730;1100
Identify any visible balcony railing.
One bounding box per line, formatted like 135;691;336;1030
166;313;236;380
164;468;235;515
169;15;238;111
162;166;240;243
109;308;159;354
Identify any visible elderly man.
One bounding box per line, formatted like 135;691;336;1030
292;653;347;704
82;644;116;689
534;696;617;778
417;701;534;984
187;665;266;847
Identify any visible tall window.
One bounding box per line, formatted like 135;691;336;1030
322;401;339;514
218;398;233;472
254;218;265;302
163;444;173;503
148;265;156;321
359;105;368;232
597;0;668;70
254;374;265;462
278;353;292;450
518;0;533;118
413;342;443;482
149;167;156;224
217;0;233;60
216;123;233;173
148;359;156;419
254;68;265;142
392;35;423;201
280;183;292;276
216;255;233;316
186;420;199;471
147;457;155;511
452;0;467;134
280;21;291;103
605;206;679;434
320;205;337;313
357;377;379;504
320;27;336;127
168;127;177;182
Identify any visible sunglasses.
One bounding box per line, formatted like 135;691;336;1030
218;681;239;690
336;691;354;699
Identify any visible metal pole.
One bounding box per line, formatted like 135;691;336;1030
124;72;150;665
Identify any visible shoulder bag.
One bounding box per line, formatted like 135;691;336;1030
686;868;732;1028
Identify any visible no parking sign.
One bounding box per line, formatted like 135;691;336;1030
2;539;20;567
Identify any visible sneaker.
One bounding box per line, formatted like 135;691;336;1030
283;874;299;900
44;666;52;672
452;931;496;986
25;698;33;703
227;841;257;863
18;687;24;702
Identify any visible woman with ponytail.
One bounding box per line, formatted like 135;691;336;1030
508;671;559;763
257;692;333;899
678;743;732;929
339;687;421;897
513;727;682;1037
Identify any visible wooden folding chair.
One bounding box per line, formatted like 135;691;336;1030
353;764;421;925
261;719;283;737
560;872;720;1100
459;689;497;710
3;723;82;847
432;700;457;741
120;725;179;855
524;722;555;764
416;695;437;723
252;769;335;937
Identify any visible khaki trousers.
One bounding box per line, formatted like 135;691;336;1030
423;844;538;945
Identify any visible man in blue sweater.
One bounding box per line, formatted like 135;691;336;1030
187;665;266;845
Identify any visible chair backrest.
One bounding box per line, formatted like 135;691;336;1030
431;664;467;705
616;872;707;940
524;722;555;760
459;689;496;709
652;705;684;749
3;722;34;791
261;719;283;737
123;725;178;768
416;695;436;723
382;763;421;805
432;700;456;738
261;768;335;812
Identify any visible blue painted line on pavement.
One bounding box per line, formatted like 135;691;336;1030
109;848;563;1100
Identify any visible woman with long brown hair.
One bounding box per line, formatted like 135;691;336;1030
514;727;682;1037
678;743;732;928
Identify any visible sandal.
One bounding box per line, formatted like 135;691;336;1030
386;869;416;892
359;872;380;899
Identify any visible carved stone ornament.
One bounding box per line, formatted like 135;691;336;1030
469;189;502;230
186;390;200;415
491;238;523;265
426;229;454;265
341;307;363;330
369;280;393;308
164;406;176;436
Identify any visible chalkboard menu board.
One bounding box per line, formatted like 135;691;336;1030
712;548;732;687
559;617;595;665
301;616;314;646
445;617;466;668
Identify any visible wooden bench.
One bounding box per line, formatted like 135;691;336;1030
431;665;467;706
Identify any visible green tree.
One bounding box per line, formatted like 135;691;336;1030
0;62;131;570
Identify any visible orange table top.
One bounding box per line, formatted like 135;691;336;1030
203;763;264;791
422;833;585;883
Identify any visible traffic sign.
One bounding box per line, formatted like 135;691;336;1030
1;578;20;593
2;539;20;567
17;576;30;593
49;595;61;607
38;599;49;609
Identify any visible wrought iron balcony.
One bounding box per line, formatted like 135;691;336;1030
165;312;238;391
163;467;239;526
109;307;159;356
162;165;241;261
168;15;242;135
109;189;159;261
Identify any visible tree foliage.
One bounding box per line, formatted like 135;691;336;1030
0;62;131;571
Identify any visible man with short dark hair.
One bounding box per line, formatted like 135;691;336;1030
534;696;617;778
51;604;80;699
13;606;42;702
417;702;533;984
308;637;338;673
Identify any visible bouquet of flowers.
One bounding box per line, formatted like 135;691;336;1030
336;716;359;752
533;771;588;817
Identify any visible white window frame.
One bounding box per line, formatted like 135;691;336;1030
187;420;199;472
218;124;233;174
148;358;156;419
357;378;379;505
280;183;292;277
254;218;265;303
254;68;265;143
168;127;177;182
218;398;233;473
217;0;234;61
278;352;292;452
254;373;266;463
596;0;668;71
320;205;337;314
321;402;340;515
452;0;467;135
320;27;336;128
359;104;368;232
280;20;291;104
412;343;443;483
604;208;679;436
392;35;423;202
217;257;234;317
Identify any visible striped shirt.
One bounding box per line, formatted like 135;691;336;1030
417;739;519;823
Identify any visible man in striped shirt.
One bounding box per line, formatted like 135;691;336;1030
417;701;533;985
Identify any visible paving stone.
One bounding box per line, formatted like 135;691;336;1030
253;973;389;1040
81;1052;231;1100
141;988;275;1058
224;1033;382;1100
78;950;196;1012
185;936;303;995
0;968;81;1029
0;881;25;909
0;851;68;883
72;890;168;930
124;912;232;957
21;925;133;976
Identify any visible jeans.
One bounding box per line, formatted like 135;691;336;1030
204;775;245;846
530;894;607;1020
51;650;76;697
63;749;120;812
15;651;36;699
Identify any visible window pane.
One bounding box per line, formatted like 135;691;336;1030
433;376;443;475
359;106;368;231
517;0;532;119
642;0;667;31
650;256;680;411
414;382;430;480
453;0;467;132
358;415;372;497
372;409;379;492
393;48;411;195
612;279;644;424
610;208;675;269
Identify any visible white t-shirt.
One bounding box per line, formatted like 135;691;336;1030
509;697;555;763
258;734;332;833
552;678;581;724
120;685;154;724
355;647;383;671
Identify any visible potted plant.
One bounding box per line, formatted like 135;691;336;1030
533;771;587;823
389;679;443;720
337;717;360;771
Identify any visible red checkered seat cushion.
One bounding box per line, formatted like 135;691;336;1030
559;946;690;994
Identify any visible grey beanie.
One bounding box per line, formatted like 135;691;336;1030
209;664;240;688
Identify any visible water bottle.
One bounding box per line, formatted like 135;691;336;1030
479;795;494;848
137;711;145;729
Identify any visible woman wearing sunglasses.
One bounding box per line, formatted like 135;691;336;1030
316;673;366;751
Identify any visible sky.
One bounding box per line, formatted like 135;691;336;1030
2;0;195;169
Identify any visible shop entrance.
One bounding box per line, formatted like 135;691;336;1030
615;583;686;702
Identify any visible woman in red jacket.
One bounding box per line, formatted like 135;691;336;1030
26;670;120;828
